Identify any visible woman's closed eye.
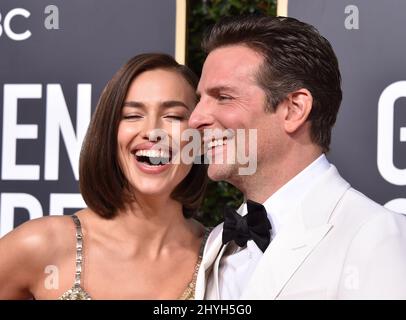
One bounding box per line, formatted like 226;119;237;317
164;115;186;121
122;114;143;120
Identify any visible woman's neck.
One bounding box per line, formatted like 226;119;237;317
87;196;197;257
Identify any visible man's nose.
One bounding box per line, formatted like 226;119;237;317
188;100;214;130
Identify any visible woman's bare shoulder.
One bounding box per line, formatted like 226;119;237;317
0;210;87;299
0;214;76;253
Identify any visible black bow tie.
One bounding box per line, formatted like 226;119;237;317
222;200;272;252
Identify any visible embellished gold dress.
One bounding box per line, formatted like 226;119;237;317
59;214;209;300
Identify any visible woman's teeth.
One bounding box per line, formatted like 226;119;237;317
135;149;170;165
135;149;170;158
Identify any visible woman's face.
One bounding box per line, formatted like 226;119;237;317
117;68;196;198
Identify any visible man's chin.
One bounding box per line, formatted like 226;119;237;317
207;163;235;182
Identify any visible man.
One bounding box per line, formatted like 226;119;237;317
190;15;406;299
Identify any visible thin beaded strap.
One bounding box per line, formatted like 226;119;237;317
71;215;84;288
199;227;211;256
191;228;211;283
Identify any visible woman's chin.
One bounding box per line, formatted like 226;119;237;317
131;184;173;198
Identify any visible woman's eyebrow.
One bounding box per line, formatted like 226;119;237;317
161;100;190;110
122;101;144;108
123;100;191;110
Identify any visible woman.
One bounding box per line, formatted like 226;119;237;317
0;53;208;299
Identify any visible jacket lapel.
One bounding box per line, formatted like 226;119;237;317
242;165;350;299
195;226;224;299
208;243;228;299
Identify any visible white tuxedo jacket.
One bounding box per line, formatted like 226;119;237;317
195;165;406;299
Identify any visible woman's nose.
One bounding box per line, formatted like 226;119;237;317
140;117;161;140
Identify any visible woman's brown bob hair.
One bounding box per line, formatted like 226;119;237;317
79;53;208;219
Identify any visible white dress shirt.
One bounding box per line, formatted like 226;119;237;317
217;154;331;299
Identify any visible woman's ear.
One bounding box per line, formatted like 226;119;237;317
283;88;313;133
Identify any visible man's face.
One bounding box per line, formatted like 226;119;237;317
189;45;285;187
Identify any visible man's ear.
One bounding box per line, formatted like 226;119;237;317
283;88;313;133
